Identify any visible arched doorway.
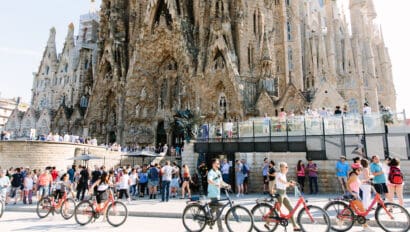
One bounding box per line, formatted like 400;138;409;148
156;121;167;146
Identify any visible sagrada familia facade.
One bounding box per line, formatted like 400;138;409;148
6;0;396;147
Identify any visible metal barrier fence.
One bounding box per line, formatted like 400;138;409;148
194;112;410;160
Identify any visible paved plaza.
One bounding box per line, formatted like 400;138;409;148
2;193;409;231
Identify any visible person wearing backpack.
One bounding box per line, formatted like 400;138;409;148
386;158;404;206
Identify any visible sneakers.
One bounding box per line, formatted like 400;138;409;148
236;193;240;198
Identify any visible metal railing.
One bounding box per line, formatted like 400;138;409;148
194;112;410;160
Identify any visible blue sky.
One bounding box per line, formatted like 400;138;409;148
0;0;409;114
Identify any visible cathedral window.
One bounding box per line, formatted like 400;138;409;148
288;46;293;71
286;0;291;6
64;64;68;73
45;66;50;75
287;22;292;41
84;60;89;70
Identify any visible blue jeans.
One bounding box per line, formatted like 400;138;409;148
161;180;171;202
309;176;318;194
38;185;49;199
130;184;137;196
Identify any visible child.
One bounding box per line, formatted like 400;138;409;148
170;174;179;198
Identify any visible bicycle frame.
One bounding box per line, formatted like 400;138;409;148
93;189;115;214
348;193;392;218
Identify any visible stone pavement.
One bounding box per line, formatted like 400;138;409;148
5;193;410;219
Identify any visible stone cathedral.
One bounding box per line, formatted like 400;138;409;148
6;0;396;147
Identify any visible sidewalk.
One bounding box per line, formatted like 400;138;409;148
5;193;410;220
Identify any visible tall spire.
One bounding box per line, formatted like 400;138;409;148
90;0;97;13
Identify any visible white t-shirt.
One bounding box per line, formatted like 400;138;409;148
162;165;173;181
276;172;287;190
24;177;34;190
130;173;138;185
0;176;10;190
118;174;130;189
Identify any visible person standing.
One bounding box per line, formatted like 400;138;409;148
306;158;318;194
138;165;148;197
76;166;89;201
198;161;208;195
147;164;159;199
275;162;301;231
221;159;230;185
181;164;192;199
386;158;404;206
129;168;139;198
235;160;244;198
359;159;372;209
117;169;131;202
336;156;349;194
370;155;388;200
262;158;269;194
296;160;305;193
242;159;250;194
0;170;10;201
161;161;173;202
207;158;230;232
23;171;34;204
268;160;276;196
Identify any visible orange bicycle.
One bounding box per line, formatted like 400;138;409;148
36;191;76;220
324;187;410;232
251;184;330;232
74;188;128;227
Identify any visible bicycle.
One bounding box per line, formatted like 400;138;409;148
74;188;128;227
0;194;5;218
182;188;254;232
324;184;410;232
251;183;330;232
36;191;76;220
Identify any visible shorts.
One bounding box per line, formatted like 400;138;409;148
243;177;249;184
148;180;159;187
96;190;108;204
183;177;190;182
263;175;268;183
268;180;276;192
374;183;388;195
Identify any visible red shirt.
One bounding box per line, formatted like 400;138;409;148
51;170;59;181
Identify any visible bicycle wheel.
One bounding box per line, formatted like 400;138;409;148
0;200;4;218
251;203;278;232
225;205;254;232
36;197;52;218
106;201;128;227
297;205;330;232
60;198;76;220
74;201;94;226
324;201;354;232
182;203;207;232
375;202;410;232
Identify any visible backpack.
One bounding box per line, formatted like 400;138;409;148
242;164;249;175
389;166;403;185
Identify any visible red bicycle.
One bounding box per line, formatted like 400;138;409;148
251;184;330;232
36;191;76;220
324;188;410;232
74;188;128;227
